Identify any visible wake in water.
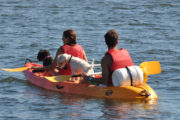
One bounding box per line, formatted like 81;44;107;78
0;77;27;84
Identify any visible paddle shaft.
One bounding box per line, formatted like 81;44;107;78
72;72;102;77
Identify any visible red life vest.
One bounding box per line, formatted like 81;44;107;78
58;44;85;75
106;48;134;86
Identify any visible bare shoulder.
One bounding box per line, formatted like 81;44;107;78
101;53;112;65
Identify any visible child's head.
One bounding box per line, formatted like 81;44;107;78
37;49;53;67
37;49;50;61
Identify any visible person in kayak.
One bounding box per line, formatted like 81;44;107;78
82;29;143;86
32;29;88;76
55;29;88;75
37;49;53;67
31;49;54;76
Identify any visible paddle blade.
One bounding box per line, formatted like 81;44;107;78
1;67;29;72
45;75;72;82
140;61;161;75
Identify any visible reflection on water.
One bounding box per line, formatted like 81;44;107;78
19;82;159;119
0;75;172;119
32;87;159;119
101;99;158;119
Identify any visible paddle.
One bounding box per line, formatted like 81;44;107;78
45;75;72;82
45;72;102;82
139;61;161;83
71;72;102;77
0;67;30;72
140;61;161;75
0;63;101;72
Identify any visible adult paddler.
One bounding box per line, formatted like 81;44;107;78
53;29;88;75
82;29;136;86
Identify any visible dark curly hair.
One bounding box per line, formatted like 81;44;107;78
37;49;53;66
104;29;118;48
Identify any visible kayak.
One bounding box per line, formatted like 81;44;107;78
23;62;158;100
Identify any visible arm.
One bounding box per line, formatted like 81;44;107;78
31;66;44;70
82;54;112;85
46;47;63;70
82;50;88;62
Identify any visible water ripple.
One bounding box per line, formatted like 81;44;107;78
0;0;180;119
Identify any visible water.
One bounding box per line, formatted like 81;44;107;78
0;0;180;119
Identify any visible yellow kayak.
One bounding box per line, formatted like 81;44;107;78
23;62;160;100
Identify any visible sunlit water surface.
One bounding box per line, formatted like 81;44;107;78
0;0;180;119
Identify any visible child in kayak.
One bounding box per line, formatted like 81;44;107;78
32;49;54;76
37;49;53;67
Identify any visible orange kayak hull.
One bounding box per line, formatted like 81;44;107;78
24;63;158;100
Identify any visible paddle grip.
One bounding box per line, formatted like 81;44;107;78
72;74;82;77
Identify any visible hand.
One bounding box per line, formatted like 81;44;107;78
80;74;90;84
80;72;87;77
81;73;89;81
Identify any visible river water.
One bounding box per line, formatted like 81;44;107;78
0;0;180;119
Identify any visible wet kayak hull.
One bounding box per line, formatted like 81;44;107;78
24;63;157;100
